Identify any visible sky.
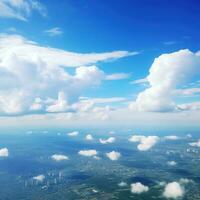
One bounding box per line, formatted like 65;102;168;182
0;0;200;130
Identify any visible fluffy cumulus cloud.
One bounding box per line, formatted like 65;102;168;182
106;151;121;160
0;0;46;21
0;34;135;116
135;49;200;112
163;182;184;199
129;135;159;151
51;154;69;161
33;174;45;182
99;137;115;144
130;182;149;194
67;131;79;137
78;149;97;157
0;147;9;157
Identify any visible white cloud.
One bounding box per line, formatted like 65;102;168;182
167;161;177;166
163;182;184;199
129;135;159;151
118;181;127;187
67;131;79;137
130;78;147;84
0;0;46;21
164;135;179;140
105;73;130;80
33;174;45;182
177;101;200;111
175;87;200;96
0;34;135;116
164;41;176;45
93;155;101;160
80;97;126;104
0;147;9;157
85;134;94;140
130;182;149;194
129;135;145;142
78;149;97;157
179;178;192;185
45;27;63;37
135;49;200;112
51;154;69;161
106;151;121;160
189;139;200;147
99;137;115;144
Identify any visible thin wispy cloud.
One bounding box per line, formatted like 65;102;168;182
0;0;46;21
45;27;63;37
105;73;130;80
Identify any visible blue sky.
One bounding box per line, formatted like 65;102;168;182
0;0;200;129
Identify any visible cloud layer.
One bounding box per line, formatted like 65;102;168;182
0;34;134;116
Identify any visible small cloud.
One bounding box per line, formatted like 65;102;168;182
130;78;147;85
99;137;115;144
130;182;149;194
163;41;176;45
167;161;177;166
67;131;79;137
118;181;127;187
163;182;184;199
179;178;192;185
129;135;145;142
85;134;94;141
93;155;101;160
164;135;179;140
105;73;130;80
189;139;200;147
44;27;63;37
33;174;45;182
129;135;159;151
106;151;121;160
0;148;9;157
78;149;97;157
92;189;98;193
51;154;69;161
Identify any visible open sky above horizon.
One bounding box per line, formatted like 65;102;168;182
0;0;200;130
